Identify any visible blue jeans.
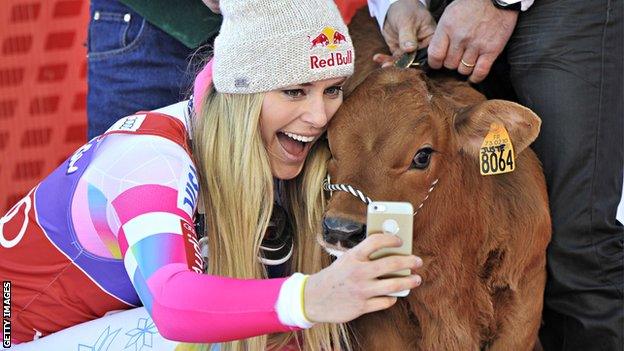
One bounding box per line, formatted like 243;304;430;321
87;0;198;138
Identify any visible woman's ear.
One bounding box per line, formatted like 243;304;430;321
453;99;541;158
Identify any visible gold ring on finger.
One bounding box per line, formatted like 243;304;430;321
460;59;476;68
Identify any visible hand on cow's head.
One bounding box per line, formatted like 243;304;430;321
453;100;541;158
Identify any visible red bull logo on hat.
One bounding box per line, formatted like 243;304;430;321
308;27;352;70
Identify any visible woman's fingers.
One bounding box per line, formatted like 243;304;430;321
367;254;422;278
366;274;422;297
352;233;403;261
364;296;399;314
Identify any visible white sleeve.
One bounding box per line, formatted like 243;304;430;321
500;0;534;11
275;273;315;329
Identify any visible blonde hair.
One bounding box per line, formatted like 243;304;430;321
190;87;351;351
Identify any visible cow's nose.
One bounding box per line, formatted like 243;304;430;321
322;216;366;249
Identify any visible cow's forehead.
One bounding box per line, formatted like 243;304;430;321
331;69;444;142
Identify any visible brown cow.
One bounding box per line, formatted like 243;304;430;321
319;9;552;351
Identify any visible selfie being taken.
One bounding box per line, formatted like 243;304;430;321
0;0;622;350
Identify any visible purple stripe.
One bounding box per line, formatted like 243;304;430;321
35;139;140;306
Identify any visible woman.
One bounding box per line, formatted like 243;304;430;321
0;0;423;350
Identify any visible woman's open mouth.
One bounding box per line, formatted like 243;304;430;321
276;131;317;162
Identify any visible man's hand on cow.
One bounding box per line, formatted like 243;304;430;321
427;0;518;82
202;0;221;14
373;0;436;68
376;0;437;59
304;234;423;323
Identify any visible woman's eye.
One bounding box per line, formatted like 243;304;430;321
324;86;343;96
283;89;305;98
411;147;434;169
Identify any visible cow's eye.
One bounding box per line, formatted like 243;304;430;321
411;147;434;169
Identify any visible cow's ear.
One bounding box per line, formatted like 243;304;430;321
453;99;541;157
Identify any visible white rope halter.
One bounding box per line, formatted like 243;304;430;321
323;175;439;216
323;177;373;204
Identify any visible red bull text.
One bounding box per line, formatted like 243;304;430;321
310;51;353;69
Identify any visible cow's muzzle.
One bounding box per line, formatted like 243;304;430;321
322;216;366;249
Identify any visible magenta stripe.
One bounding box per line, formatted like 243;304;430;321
111;184;191;225
118;228;129;256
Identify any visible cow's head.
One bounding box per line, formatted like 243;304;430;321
320;68;541;255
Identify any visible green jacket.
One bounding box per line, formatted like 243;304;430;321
120;0;222;48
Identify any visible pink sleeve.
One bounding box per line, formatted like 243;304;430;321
102;145;298;343
149;264;295;342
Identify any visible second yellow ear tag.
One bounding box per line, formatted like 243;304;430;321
479;122;515;176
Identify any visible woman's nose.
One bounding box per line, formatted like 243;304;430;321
301;95;328;128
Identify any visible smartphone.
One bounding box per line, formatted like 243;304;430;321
366;201;414;297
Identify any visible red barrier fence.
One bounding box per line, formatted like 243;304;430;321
0;0;89;211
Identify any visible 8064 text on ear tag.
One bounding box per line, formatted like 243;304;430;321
479;122;515;176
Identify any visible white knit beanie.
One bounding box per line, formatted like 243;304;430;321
212;0;354;94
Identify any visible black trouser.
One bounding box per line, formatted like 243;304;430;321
505;0;624;349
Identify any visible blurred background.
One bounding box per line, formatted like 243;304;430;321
0;0;88;212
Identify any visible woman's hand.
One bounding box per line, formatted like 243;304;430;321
304;234;423;323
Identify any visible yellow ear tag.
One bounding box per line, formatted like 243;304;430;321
479;122;515;176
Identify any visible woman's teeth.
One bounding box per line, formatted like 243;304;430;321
283;132;315;143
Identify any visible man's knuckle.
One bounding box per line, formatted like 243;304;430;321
454;33;469;45
428;48;444;60
474;67;489;77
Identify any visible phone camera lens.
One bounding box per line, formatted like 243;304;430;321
373;206;378;211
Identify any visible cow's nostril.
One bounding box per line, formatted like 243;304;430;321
341;228;367;249
322;216;365;244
